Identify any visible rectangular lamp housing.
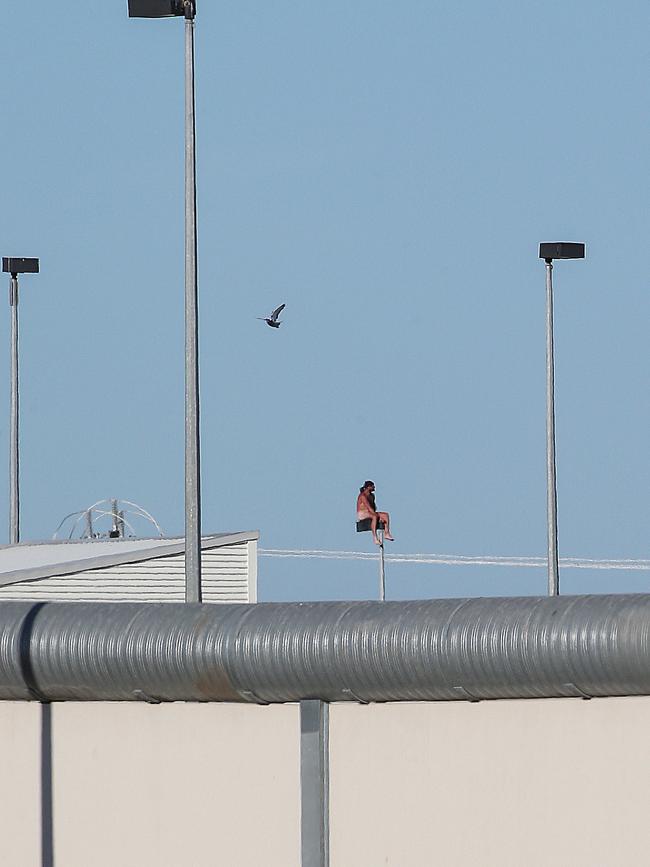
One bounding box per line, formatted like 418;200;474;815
2;257;39;274
539;242;585;260
128;0;184;17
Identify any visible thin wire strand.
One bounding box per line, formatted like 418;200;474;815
258;549;650;571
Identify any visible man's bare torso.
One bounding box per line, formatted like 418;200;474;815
357;491;375;520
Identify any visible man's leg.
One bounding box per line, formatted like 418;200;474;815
371;514;380;545
379;512;394;540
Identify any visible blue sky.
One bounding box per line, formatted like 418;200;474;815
0;1;648;601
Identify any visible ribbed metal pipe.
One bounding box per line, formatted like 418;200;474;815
1;595;650;703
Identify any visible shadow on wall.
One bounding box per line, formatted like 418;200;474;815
41;704;53;867
17;602;53;867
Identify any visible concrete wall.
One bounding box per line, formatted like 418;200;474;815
0;703;40;866
1;696;650;866
0;702;300;867
329;698;650;866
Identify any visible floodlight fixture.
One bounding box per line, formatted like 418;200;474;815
128;0;201;602
2;257;39;275
3;255;40;545
539;241;585;597
128;0;193;18
539;242;585;262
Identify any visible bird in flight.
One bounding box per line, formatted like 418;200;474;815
257;303;286;329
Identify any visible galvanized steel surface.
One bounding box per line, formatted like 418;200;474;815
1;594;650;703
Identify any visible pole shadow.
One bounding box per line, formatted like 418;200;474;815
17;602;53;866
41;703;54;867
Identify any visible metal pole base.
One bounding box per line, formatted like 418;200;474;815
300;700;329;867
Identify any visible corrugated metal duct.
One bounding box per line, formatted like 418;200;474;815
1;594;650;703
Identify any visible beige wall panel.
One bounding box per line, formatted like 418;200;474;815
52;702;300;867
0;702;41;867
330;697;650;867
0;543;252;603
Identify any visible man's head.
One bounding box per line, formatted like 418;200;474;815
363;480;375;493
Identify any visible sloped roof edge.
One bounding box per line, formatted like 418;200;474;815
0;531;259;588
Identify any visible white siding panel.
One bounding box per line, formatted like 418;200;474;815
0;543;252;604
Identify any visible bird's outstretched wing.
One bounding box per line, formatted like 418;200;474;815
270;303;286;322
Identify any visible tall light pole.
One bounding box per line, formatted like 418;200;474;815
128;0;202;602
538;242;585;596
2;256;39;545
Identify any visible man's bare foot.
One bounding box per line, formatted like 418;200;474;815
384;534;395;541
373;536;381;545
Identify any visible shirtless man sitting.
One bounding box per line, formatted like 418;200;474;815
356;480;394;545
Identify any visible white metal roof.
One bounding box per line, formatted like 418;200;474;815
0;532;259;588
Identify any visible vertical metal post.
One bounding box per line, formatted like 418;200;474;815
184;2;202;602
40;703;54;867
300;700;329;867
8;274;19;545
378;528;386;601
545;259;559;596
111;498;120;537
